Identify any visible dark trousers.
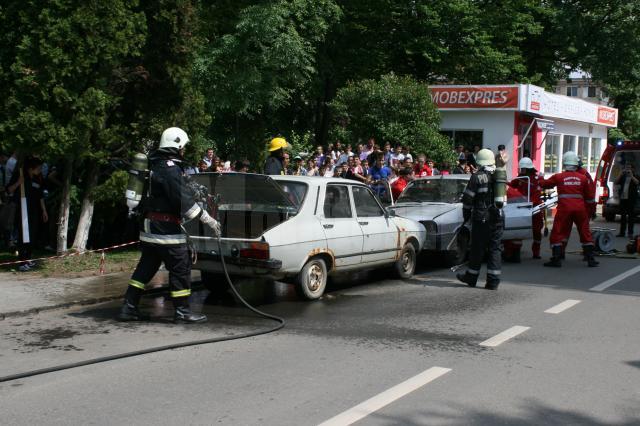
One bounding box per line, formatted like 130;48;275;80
126;243;192;307
620;199;636;236
467;216;504;283
17;209;39;261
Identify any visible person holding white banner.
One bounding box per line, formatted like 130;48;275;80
6;157;48;272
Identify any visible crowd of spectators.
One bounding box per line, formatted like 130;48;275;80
192;138;492;203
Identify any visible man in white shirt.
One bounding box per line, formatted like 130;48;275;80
202;148;215;168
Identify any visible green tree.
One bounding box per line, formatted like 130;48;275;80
195;0;341;164
330;74;454;164
0;0;147;253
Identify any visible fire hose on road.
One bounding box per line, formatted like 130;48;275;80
0;196;285;384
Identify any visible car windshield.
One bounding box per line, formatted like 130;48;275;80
397;178;468;204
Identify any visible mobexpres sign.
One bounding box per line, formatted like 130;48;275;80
429;86;519;109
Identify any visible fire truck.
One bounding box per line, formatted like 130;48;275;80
596;140;640;221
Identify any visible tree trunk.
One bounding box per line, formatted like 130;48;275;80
56;158;73;255
71;160;99;252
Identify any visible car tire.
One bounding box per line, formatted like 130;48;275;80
295;257;328;300
395;243;417;279
604;212;616;222
445;230;469;266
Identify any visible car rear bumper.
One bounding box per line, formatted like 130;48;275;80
194;253;284;279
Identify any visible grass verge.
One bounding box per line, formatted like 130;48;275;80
0;247;140;278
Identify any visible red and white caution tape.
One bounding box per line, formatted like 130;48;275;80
0;241;139;268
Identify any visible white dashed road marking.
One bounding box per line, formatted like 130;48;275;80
479;326;530;347
590;265;640;292
318;367;451;426
544;299;581;314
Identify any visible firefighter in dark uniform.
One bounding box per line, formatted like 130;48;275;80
117;127;221;323
263;137;290;175
456;148;506;290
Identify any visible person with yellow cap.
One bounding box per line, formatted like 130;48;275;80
264;137;290;175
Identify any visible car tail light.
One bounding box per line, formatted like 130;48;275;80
239;242;270;260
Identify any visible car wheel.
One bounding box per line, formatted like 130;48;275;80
395;243;417;279
295;258;328;300
445;230;469;266
604;212;616;222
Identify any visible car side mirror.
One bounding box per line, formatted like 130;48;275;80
384;209;393;218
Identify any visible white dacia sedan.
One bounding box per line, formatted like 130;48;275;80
185;173;426;300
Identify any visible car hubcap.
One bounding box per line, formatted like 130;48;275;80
307;264;323;292
402;252;413;272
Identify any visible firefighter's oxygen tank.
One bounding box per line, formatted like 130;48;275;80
493;167;507;208
125;153;148;215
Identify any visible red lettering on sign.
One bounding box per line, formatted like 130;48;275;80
430;86;519;109
597;106;617;125
530;101;540;111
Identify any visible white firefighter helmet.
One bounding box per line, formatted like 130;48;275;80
519;157;534;169
476;148;496;166
562;151;580;167
159;127;190;149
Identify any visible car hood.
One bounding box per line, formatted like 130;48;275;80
389;202;459;222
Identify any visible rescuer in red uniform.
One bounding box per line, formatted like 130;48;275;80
541;151;598;267
507;157;545;260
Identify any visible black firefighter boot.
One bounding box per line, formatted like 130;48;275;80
544;246;563;267
174;299;207;324
456;271;478;288
485;276;500;291
117;287;149;321
583;245;600;267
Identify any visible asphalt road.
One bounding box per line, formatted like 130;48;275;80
1;237;639;425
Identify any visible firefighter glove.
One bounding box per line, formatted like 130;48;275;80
200;210;221;236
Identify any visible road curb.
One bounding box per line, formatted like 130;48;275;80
0;283;207;320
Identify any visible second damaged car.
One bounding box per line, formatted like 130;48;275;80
183;174;426;300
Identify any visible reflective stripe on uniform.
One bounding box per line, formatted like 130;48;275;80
144;218;151;234
463;205;472;210
467;268;480;275
487;269;501;275
129;279;145;290
171;289;191;298
464;189;476;197
477;187;489;193
184;203;202;220
140;232;187;245
558;194;583;199
494;196;507;202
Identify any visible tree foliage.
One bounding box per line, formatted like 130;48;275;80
331;74;454;164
